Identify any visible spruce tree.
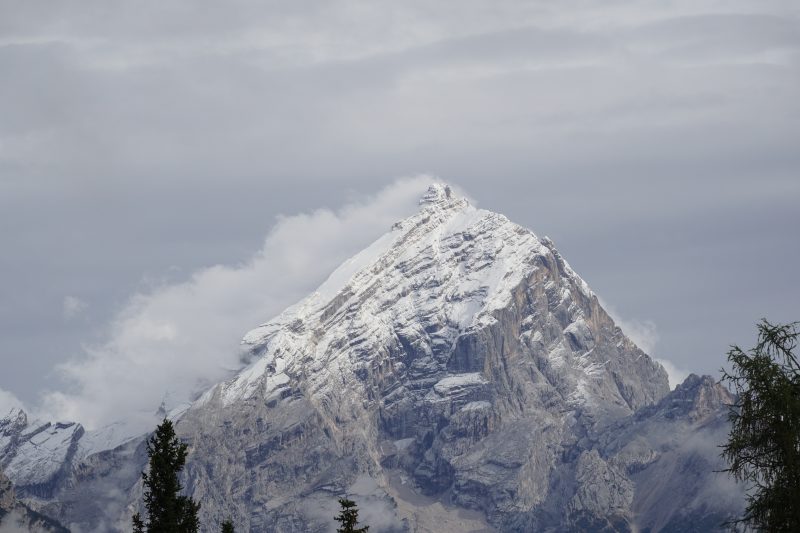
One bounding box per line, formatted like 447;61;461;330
722;320;800;531
133;418;201;532
221;519;235;533
334;497;369;533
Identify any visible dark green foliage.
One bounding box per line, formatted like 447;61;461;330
334;497;369;533
221;519;235;533
132;513;144;533
721;320;800;531
133;418;201;532
178;497;201;532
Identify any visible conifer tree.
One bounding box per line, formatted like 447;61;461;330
221;519;235;533
132;418;201;532
722;320;800;531
334;497;369;533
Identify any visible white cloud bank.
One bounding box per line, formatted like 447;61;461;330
600;299;690;389
0;387;24;418
42;177;437;430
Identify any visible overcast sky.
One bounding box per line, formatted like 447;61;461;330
1;0;798;427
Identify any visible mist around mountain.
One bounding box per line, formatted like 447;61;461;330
0;185;745;532
0;468;67;533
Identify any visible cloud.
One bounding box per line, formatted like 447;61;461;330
683;425;748;511
599;298;690;389
40;177;438;430
62;295;87;319
0;387;24;418
599;297;660;354
0;510;36;533
618;315;660;356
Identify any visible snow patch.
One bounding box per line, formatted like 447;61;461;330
434;373;488;396
462;401;492;412
78;419;143;458
393;438;415;451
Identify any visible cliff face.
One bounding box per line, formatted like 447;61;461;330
0;468;68;533
0;185;744;532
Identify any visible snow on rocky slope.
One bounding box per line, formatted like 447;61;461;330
0;464;68;532
0;410;83;499
201;184;666;419
1;184;743;531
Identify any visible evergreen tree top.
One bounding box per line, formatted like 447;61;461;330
334;497;369;533
133;418;201;533
722;320;800;531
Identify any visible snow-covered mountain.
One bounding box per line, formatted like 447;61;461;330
0;184;744;531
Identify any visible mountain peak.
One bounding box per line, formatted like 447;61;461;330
418;182;451;204
418;182;469;209
224;185;668;418
653;373;733;423
0;408;27;431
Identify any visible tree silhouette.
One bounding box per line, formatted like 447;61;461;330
722;320;800;531
132;418;200;532
334;497;369;533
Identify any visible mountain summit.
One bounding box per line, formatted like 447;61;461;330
1;184;742;531
214;184;667;412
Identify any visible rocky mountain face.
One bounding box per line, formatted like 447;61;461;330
0;410;83;502
0;407;147;531
0;467;68;532
0;185;744;531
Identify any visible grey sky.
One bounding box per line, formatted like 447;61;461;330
0;1;798;424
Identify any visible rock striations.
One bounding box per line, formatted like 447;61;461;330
0;467;68;532
0;184;744;531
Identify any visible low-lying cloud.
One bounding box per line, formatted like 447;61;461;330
41;177;436;430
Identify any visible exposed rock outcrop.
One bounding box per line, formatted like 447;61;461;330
0;468;69;532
